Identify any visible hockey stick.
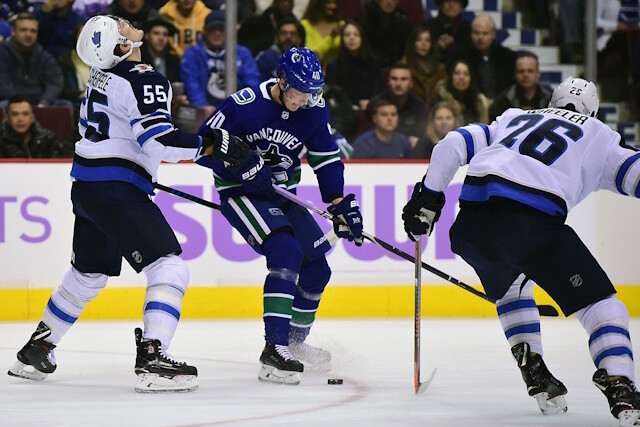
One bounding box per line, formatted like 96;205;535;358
154;183;221;210
414;236;436;394
271;185;559;318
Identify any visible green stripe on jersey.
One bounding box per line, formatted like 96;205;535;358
307;151;340;170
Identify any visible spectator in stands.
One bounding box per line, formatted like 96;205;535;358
180;10;260;116
238;0;301;57
58;23;88;108
255;15;304;81
33;0;85;60
352;99;413;159
423;0;471;67
72;0;110;20
141;16;181;83
0;94;59;158
356;0;412;67
455;14;516;106
0;13;65;108
160;0;210;57
413;100;461;159
433;58;490;124
300;0;343;64
325;19;380;110
559;0;584;64
0;1;12;42
104;0;159;30
402;26;446;105
368;62;428;147
489;51;551;121
597;0;640;101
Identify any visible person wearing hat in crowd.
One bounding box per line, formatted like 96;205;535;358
141;16;181;83
160;0;211;58
180;10;260;117
423;0;471;67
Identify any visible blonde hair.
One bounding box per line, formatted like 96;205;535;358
426;101;462;142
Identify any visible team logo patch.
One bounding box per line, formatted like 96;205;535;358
92;31;101;48
569;274;583;287
268;208;283;216
132;251;143;264
130;64;154;73
281;111;289;119
247;235;256;246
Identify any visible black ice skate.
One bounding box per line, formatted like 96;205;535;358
134;328;198;393
8;321;57;381
592;368;640;426
512;342;568;415
289;341;331;372
258;343;304;385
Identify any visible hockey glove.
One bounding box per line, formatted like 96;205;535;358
402;182;446;241
327;194;363;246
201;128;250;167
233;152;277;199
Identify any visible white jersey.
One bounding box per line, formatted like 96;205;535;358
71;61;203;194
424;107;640;216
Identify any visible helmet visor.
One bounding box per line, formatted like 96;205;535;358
282;86;323;109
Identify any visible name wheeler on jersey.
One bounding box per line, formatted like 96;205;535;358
71;62;203;194
197;79;345;203
423;107;640;216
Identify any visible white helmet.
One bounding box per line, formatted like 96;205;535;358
76;15;141;69
549;76;599;117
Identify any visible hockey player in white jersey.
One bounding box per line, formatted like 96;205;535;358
7;15;251;393
402;77;640;426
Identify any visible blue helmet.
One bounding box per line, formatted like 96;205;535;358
277;47;324;107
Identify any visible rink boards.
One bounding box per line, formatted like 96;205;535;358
1;161;639;319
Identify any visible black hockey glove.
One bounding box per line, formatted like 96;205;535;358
402;182;446;242
327;194;363;246
233;152;277;199
201;128;250;167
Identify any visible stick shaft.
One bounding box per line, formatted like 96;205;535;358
414;237;422;394
271;185;559;317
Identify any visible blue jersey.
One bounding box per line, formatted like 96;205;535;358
197;79;345;203
71;61;204;194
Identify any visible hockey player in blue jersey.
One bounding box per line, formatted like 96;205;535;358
7;15;251;393
402;77;640;425
196;47;364;385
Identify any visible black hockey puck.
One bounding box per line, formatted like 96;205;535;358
328;378;343;385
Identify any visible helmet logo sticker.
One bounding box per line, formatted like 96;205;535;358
92;31;101;48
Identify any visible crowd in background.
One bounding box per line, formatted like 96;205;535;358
0;0;639;159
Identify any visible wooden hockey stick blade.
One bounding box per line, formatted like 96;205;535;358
416;368;437;395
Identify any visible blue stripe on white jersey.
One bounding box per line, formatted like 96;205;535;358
72;62;202;194
615;152;640;196
424;107;640;215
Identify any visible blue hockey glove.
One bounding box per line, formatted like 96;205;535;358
327;194;363;246
201;128;250;167
233;152;277;199
402;182;445;241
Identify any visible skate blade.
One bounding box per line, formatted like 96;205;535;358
135;373;198;393
7;361;48;381
618;409;640;426
534;392;568;415
258;365;301;385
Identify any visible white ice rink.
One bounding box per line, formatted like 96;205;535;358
1;318;639;427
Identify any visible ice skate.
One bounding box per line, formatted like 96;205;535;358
8;321;57;381
289;341;331;372
134;328;198;393
258;343;304;385
512;342;568;415
593;369;640;426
